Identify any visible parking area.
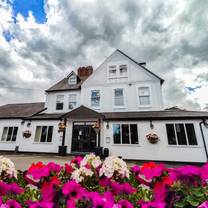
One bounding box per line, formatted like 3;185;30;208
0;153;202;170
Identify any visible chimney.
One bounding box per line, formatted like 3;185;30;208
77;66;93;80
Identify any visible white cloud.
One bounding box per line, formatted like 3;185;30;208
0;0;207;109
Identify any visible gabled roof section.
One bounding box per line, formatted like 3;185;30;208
116;49;164;84
46;71;82;93
62;105;104;119
0;102;45;119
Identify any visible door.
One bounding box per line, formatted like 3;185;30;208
71;122;97;152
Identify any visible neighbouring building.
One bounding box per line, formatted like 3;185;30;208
0;49;208;162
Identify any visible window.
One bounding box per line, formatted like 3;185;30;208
166;123;197;146
138;87;150;106
56;95;64;110
109;65;117;78
1;127;18;142
69;94;77;109
114;88;124;106
91;90;100;107
113;124;138;144
68;74;77;85
34;126;53;143
119;64;127;76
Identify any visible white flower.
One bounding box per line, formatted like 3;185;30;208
0;156;17;178
80;153;102;169
99;155;129;179
71;166;94;183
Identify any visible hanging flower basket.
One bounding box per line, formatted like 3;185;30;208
146;133;159;144
23;130;32;138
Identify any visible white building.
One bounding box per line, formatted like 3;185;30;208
0;49;208;163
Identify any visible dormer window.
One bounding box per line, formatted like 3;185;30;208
68;74;77;85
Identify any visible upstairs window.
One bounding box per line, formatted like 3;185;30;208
1;127;18;142
119;64;127;77
113;124;138;144
68;74;77;85
166;123;197;146
34;126;53;143
109;65;117;78
114;88;124;107
69;94;77;109
138;87;150;106
56;95;64;110
91;90;100;107
108;63;128;79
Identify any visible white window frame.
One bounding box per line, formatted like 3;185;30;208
166;122;198;147
112;123;139;145
68;94;77;110
91;90;101;108
34;126;53;143
1;126;18;142
68;74;77;85
56;95;64;110
137;85;152;108
107;62;129;79
112;87;126;109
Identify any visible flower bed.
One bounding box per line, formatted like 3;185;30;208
0;154;208;208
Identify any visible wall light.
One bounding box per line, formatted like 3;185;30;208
106;121;109;129
150;120;154;129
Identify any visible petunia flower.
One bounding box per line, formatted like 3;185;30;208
67;199;76;208
140;162;166;180
5;199;22;208
29;201;54;208
62;180;86;200
201;164;208;181
116;199;134;208
141;201;166;208
198;201;208;208
176;165;200;176
46;162;61;173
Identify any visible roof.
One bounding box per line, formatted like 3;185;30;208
0;102;45;119
27;113;64;120
102;110;208;120
116;49;164;84
46;71;83;92
63;105;104;119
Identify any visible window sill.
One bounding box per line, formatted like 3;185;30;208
112;144;141;147
33;142;53;144
138;105;152;108
167;145;201;148
113;106;126;109
0;141;16;143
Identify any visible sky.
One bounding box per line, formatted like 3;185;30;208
0;0;208;110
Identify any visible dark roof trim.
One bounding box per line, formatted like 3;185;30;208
117;49;164;84
45;87;81;93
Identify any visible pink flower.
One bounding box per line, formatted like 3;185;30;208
62;180;86;199
201;164;208;181
27;162;50;180
6;200;22;208
140;162;166;180
176;165;200;176
29;201;54;208
153;182;167;202
46;162;61;173
67;199;76;208
131;165;140;174
41;176;60;202
111;182;136;195
8;183;24;194
117;199;134;208
71;156;83;167
99;178;111;187
65;163;73;174
198;201;208;208
141;201;166;208
88;191;114;208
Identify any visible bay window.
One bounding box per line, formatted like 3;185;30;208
34;126;53;143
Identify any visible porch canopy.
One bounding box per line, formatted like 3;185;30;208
61;105;104;120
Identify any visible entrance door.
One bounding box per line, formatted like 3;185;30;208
71;122;97;152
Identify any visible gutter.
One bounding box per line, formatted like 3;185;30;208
199;119;208;161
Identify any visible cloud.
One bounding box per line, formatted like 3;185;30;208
0;0;207;109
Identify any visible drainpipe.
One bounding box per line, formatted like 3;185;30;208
62;118;67;147
199;119;208;161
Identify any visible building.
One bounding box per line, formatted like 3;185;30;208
0;49;208;162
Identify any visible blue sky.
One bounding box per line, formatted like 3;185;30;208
12;0;46;23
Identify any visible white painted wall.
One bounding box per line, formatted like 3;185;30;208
0;119;22;151
45;91;81;113
82;50;163;112
102;119;208;162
